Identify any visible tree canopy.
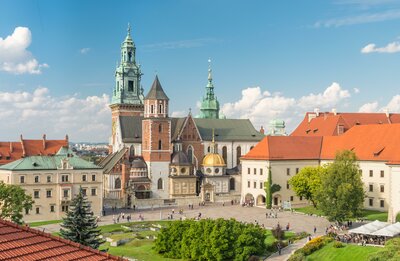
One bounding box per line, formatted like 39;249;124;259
155;218;266;261
0;182;34;224
316;150;365;221
60;187;104;249
289;166;324;207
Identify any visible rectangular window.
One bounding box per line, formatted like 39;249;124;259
369;170;373;177
253;182;257;189
62;205;69;212
20;176;25;184
47;176;51;183
34;176;40;183
286;181;290;189
380;200;385;208
369;198;374;206
63;189;69;198
380;171;384;178
290;196;294;201
259;182;263;189
296;168;300;174
46;190;52;198
286;168;290;176
50;205;55;212
380;185;384;193
25;208;29;215
247;181;250;188
369;184;373;192
91;188;96;196
260;169;263;175
36;207;40;214
253;168;256;175
34;191;40;199
61;175;69;182
128;80;134;92
82;189;87;196
82;175;87;182
92;174;96;181
247;168;250;175
300;196;303;201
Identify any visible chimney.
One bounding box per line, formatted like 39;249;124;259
384;108;389;118
314;108;320;117
332;108;337;116
9;142;13;153
42;134;46;150
260;126;265;134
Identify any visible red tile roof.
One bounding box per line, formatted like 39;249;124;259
291;112;400;137
0;219;126;261
243;123;400;163
0;135;68;165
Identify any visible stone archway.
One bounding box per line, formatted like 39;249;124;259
202;183;214;202
257;194;266;206
245;193;254;204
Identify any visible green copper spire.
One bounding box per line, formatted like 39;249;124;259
198;59;220;119
111;24;144;105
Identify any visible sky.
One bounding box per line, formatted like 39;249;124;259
1;0;400;142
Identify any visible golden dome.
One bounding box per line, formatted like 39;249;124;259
202;153;226;167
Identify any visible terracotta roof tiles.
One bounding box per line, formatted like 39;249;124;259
0;219;126;261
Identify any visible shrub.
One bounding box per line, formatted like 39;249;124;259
333;241;344;248
298;236;331;256
288;251;306;261
271;225;285;240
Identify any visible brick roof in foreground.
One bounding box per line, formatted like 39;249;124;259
291;112;400;137
0;219;126;261
0;135;68;166
243;123;400;162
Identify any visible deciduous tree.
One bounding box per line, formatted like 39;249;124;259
289;166;324;207
0;182;34;224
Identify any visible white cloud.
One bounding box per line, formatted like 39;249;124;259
220;82;352;133
361;41;400;53
386;95;400;111
358;101;379;112
315;9;400;28
80;48;90;54
353;88;360;93
0;87;110;142
298;82;351;109
171;110;187;117
0;27;48;74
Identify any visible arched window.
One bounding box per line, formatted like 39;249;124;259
222;146;227;164
158;140;162;150
236;146;242;166
159;124;162;133
207;146;210;153
159;104;163;114
130;145;135;157
157;178;163;189
187;146;193;163
128;51;132;62
230;178;235;191
150;105;154;114
115;178;121;189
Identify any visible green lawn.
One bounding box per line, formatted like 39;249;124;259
294;206;389;221
306;242;380;261
28;220;62;227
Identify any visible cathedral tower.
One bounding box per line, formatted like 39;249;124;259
142;76;171;198
198;60;220;119
110;24;144;150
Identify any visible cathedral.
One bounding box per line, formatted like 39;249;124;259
100;25;264;208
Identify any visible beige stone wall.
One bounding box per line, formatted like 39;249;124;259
0;169;103;222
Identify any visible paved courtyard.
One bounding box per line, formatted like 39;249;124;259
38;203;331;261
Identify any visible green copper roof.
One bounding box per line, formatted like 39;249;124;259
145;76;169;100
198;62;220;119
194;118;264;141
0;154;102;171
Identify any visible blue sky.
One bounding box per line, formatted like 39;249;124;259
1;0;400;142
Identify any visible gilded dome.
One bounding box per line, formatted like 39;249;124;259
202;153;226;167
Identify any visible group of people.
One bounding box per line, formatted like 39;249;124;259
112;213;137;223
266;211;278;219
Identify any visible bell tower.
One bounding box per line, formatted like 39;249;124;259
110;24;144;151
198;59;220;119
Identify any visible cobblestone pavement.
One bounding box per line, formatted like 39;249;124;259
38;203;331;260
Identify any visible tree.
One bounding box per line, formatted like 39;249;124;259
316;150;365;222
0;182;34;224
264;167;281;209
289;166;324;207
60;187;104;249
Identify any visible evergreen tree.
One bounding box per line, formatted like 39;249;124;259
264;167;281;209
60;187;104;249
